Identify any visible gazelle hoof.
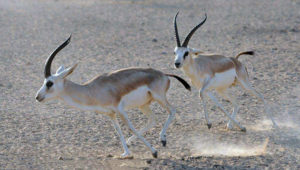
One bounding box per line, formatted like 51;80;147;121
161;140;167;147
116;152;133;159
241;127;247;132
152;151;158;158
207;123;212;129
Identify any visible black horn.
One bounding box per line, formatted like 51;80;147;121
182;14;207;47
44;35;72;78
174;12;181;47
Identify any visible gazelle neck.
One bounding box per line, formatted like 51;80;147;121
181;54;203;88
182;54;195;77
59;79;92;109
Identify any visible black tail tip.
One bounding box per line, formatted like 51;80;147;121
246;51;254;55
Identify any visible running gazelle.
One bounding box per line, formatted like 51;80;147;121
172;12;277;131
35;35;191;158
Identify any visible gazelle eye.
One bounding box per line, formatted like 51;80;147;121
183;52;189;59
46;81;53;89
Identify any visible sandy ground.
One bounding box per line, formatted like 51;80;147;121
0;0;299;169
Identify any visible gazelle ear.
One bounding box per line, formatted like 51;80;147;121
56;65;65;74
189;48;202;55
58;63;78;78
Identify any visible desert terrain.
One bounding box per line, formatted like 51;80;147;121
0;0;299;169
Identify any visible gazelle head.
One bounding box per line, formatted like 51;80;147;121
35;35;77;102
173;12;207;68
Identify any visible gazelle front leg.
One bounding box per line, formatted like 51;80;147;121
199;78;212;129
117;107;158;158
127;104;156;145
109;114;131;158
206;91;246;132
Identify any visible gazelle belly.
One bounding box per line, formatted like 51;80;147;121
121;85;151;110
209;69;236;89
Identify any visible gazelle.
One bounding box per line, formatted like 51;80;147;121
172;12;277;131
35;35;191;158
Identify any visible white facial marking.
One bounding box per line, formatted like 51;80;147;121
174;47;189;68
35;75;64;102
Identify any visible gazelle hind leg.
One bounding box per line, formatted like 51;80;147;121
117;107;158;158
238;78;278;128
152;93;176;147
217;89;239;129
127;104;156;145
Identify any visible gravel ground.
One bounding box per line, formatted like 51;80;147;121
0;0;299;169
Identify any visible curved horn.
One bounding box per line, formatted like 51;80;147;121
182;13;207;47
174;12;181;47
44;35;72;78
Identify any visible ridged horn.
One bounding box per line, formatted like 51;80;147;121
182;14;207;47
174;12;181;47
44;35;71;78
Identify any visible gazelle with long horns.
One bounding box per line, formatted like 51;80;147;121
35;35;191;158
172;12;277;131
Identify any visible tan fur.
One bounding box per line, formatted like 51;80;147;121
181;53;239;90
193;54;235;75
62;68;167;107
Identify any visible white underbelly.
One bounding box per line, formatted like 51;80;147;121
209;69;236;89
121;85;151;110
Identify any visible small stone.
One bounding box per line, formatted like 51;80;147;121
152;38;158;42
146;159;152;164
7;84;12;89
59;157;63;160
242;93;248;97
290;28;298;32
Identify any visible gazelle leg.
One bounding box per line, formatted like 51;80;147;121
200;78;212;129
206;91;246;131
117;107;158;158
127;104;156;145
218;89;239;129
152;93;176;147
109;114;131;157
239;79;278;128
